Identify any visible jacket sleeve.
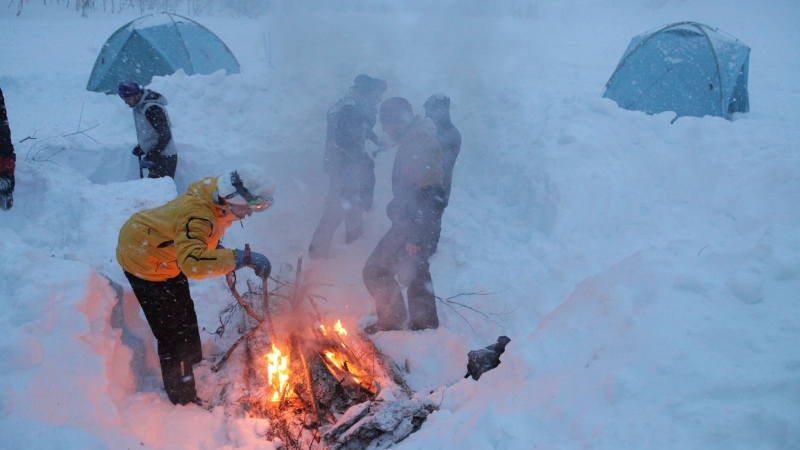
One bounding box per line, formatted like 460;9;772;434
174;215;237;279
408;184;446;249
144;105;172;157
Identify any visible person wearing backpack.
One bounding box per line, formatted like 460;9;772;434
118;79;178;179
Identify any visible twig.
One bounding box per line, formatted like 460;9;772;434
290;253;304;310
226;271;264;322
438;299;475;332
435;289;512;331
262;275;275;344
19;129;39;143
62;123;100;141
212;270;270;371
211;319;268;372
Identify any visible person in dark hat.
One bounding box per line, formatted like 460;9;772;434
362;97;445;333
309;74;388;259
117;79;178;179
423;93;462;253
116;163;274;406
0;88;16;210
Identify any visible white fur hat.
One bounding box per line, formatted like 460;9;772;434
217;163;275;206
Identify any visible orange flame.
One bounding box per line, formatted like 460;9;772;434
265;344;290;402
324;350;345;371
320;319;348;337
333;319;348;336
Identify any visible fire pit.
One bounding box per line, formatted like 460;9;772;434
208;255;438;449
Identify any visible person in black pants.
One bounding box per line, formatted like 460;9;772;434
117;163;274;405
309;75;387;259
362;97;445;333
123;272;202;402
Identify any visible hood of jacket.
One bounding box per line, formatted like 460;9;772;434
135;89;168;109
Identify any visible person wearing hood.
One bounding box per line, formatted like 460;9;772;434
116;163;275;406
117;79;178;179
309;74;387;259
0;88;16;210
423;93;462;253
362;97;445;333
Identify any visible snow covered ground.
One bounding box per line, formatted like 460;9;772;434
1;1;799;448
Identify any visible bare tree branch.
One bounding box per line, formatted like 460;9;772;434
436;289;513;331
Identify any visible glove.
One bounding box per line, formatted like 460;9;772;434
132;146;145;157
140;159;154;169
235;249;271;279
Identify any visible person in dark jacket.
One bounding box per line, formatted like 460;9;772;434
424;94;461;207
0;88;15;211
362;97;445;333
309;75;387;259
117;163;275;406
118;80;178;179
424;94;462;253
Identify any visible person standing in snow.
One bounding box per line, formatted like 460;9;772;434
362;97;445;333
116;163;275;406
308;74;387;259
423;93;462;253
0;88;16;210
117;80;178;179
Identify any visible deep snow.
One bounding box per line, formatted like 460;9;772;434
1;1;799;449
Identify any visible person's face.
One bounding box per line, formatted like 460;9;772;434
229;203;253;220
121;93;141;107
381;120;404;140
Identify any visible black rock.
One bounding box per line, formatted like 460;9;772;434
464;336;511;381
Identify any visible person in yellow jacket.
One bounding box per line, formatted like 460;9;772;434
117;163;275;406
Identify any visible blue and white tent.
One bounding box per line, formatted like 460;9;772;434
87;12;241;94
602;22;750;121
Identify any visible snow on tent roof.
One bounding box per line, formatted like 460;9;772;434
602;21;750;121
86;12;241;94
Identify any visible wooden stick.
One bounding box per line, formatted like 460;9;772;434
211;319;268;372
290;253;304;311
262;275;275;343
295;335;320;428
226;272;263;322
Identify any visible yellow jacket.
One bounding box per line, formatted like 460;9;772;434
116;176;239;282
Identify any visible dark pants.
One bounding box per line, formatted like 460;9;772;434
362;224;439;330
124;271;201;405
309;163;366;259
359;156;376;211
147;154;177;179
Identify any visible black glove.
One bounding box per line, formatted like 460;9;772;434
132;146;145;157
235;249;272;279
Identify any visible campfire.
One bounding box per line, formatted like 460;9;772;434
209;253;437;449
